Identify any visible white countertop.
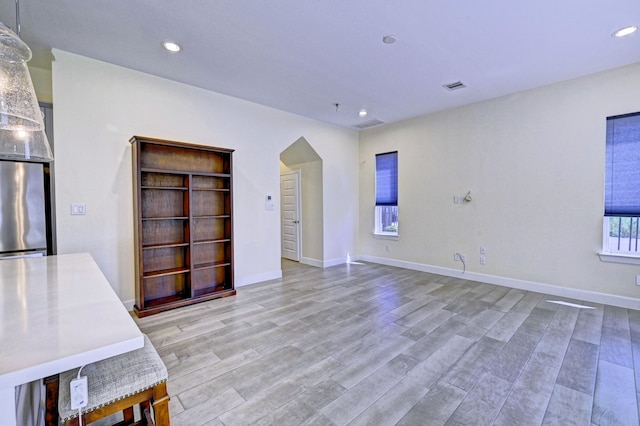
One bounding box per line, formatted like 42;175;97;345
0;252;143;388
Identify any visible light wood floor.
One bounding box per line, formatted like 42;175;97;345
134;260;640;425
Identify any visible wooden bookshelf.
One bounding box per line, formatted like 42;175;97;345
131;136;235;317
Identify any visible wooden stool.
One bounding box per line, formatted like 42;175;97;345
49;334;170;425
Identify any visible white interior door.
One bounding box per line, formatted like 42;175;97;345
281;171;301;261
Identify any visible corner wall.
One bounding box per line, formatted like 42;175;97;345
359;62;640;307
28;65;53;103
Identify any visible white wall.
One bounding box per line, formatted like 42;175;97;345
51;50;359;301
360;62;640;306
47;49;640;307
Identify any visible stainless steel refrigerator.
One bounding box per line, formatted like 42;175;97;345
0;160;48;259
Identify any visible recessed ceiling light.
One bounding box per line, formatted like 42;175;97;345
162;41;182;52
612;25;638;38
359;109;368;117
382;35;397;44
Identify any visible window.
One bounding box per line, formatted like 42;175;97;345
375;151;398;236
603;112;640;258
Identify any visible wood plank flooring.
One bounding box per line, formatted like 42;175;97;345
133;260;640;425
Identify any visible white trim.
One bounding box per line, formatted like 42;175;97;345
373;233;399;241
598;252;640;265
123;299;135;312
359;255;640;310
374;205;398;237
323;256;349;268
294;255;363;268
236;270;283;287
300;256;323;268
601;217;640;264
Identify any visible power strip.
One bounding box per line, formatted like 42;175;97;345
70;376;88;410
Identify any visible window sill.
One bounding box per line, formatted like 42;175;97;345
598;252;640;265
373;233;399;241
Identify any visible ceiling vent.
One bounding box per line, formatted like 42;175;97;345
354;119;385;129
443;81;467;91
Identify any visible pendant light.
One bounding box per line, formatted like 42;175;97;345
0;1;53;162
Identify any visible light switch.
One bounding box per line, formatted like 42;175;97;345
70;203;86;215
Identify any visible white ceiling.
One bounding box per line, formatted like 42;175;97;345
1;1;639;129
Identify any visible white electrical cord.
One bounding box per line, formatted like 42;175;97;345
455;252;466;273
76;365;85;426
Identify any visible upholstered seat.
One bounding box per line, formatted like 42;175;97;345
51;334;170;425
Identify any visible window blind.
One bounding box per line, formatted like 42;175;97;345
605;112;640;216
375;151;398;206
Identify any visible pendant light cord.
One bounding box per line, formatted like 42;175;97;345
15;0;21;37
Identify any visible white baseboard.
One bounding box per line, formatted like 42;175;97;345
123;299;135;312
300;256;349;268
236;270;283;287
359;255;640;310
300;257;323;268
321;256;348;268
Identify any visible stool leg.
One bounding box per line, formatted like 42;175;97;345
151;382;170;426
123;406;135;424
43;374;59;426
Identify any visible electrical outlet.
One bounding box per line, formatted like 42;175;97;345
637;275;640;286
70;376;88;409
454;253;466;262
480;256;486;265
480;246;486;255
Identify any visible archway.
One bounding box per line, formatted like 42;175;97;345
279;137;323;266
